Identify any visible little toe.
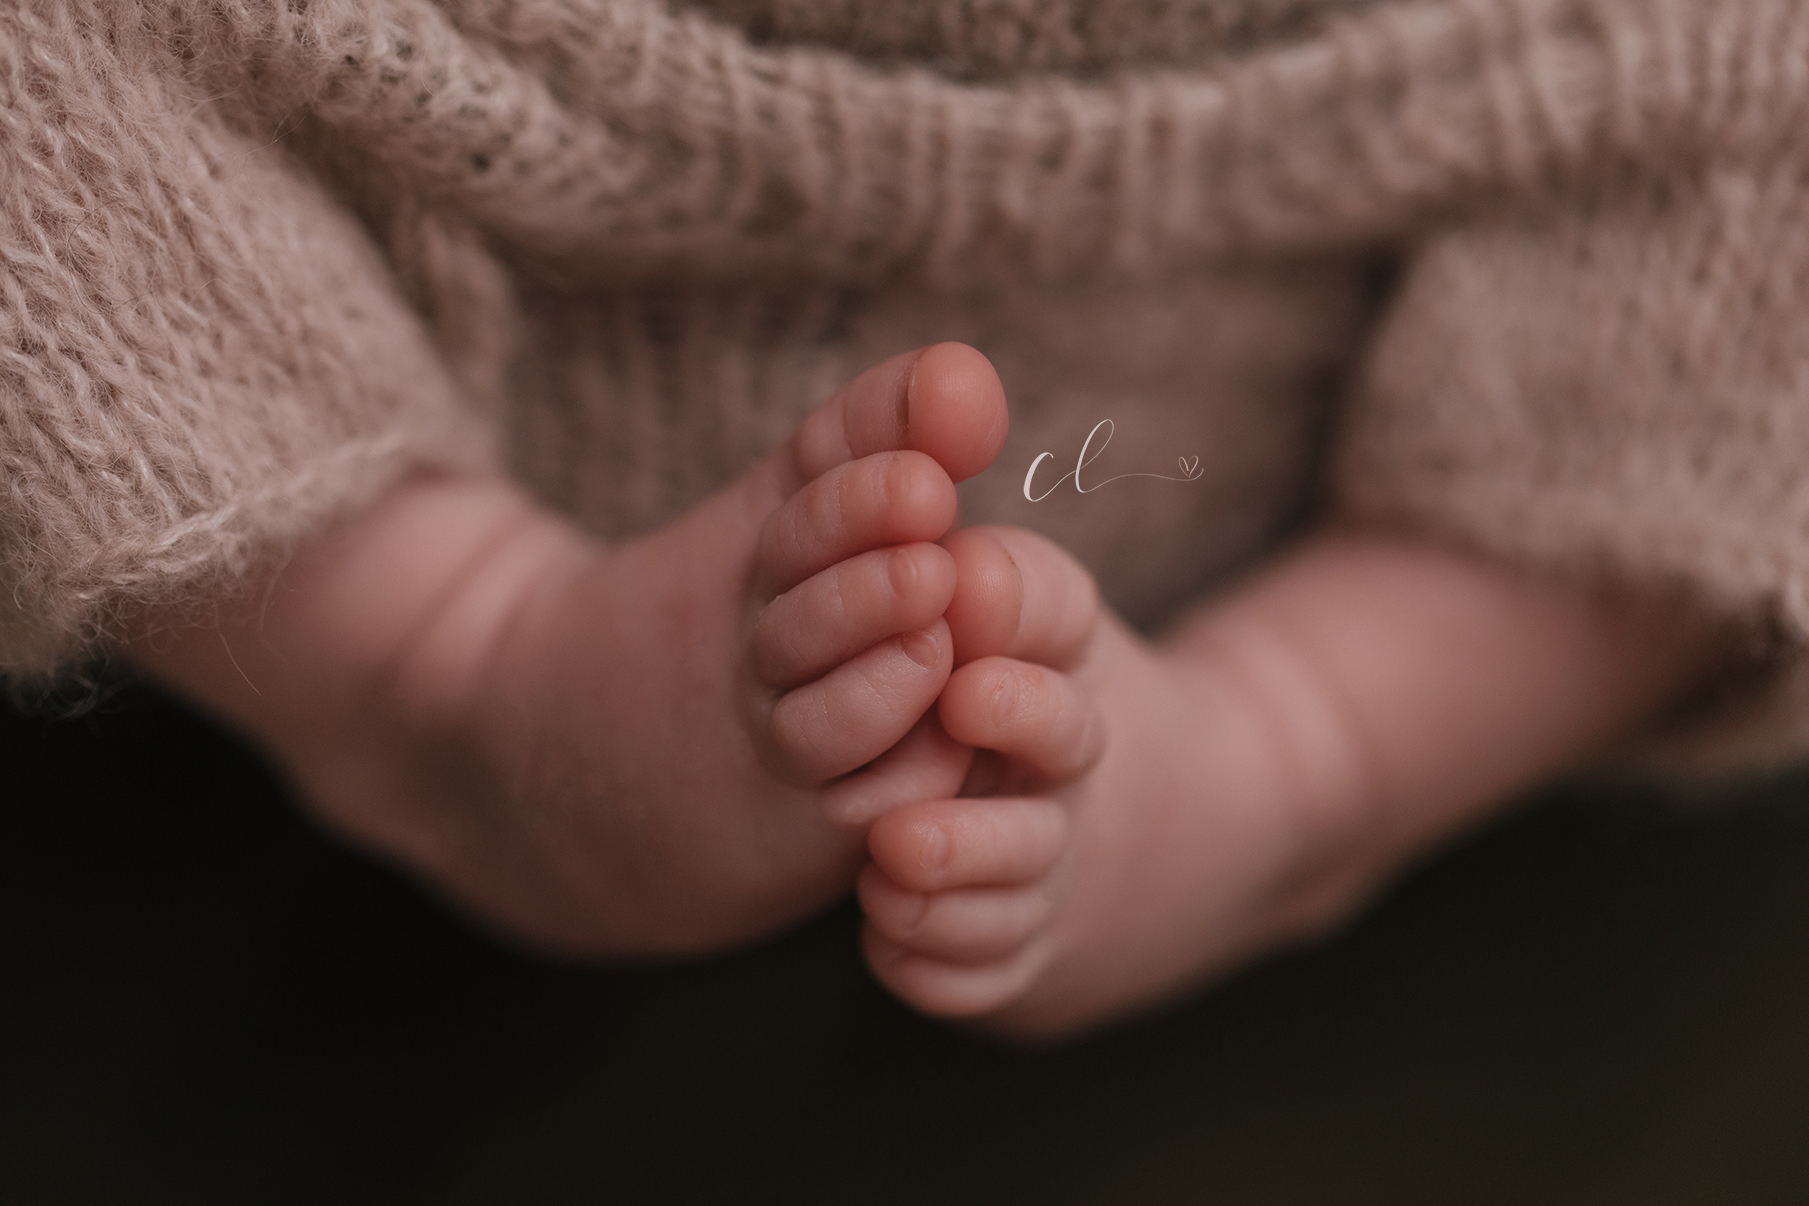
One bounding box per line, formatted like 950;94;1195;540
867;796;1067;893
821;712;975;828
858;868;1052;962
941;526;1100;668
756;451;957;598
789;343;1009;487
767;621;953;781
755;543;956;688
938;657;1104;783
862;929;1042;1020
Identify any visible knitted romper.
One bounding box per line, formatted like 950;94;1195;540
6;0;1809;768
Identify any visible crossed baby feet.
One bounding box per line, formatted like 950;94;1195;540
443;342;1302;1037
837;361;1326;1039
145;338;1694;1041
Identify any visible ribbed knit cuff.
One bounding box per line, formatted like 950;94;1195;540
1335;162;1809;774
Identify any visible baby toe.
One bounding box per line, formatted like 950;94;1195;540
858;867;1052;962
754;543;956;689
938;657;1104;783
861;928;1042;1020
820;712;974;829
766;621;953;782
867;797;1067;893
941;526;1099;668
756;451;956;598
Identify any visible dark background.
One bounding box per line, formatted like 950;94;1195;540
5;684;1808;1205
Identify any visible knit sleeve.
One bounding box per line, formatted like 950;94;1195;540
1335;161;1809;772
0;15;493;681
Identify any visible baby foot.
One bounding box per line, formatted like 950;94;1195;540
371;345;1010;955
858;527;1366;1039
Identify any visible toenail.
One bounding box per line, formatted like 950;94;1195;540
887;547;920;599
988;666;1021;723
899;626;942;669
920;821;951;874
883;453;918;507
900;356;917;445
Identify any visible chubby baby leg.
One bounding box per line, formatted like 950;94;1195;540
861;527;1724;1039
129;344;1009;958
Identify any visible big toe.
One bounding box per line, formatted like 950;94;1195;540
789;343;1009;487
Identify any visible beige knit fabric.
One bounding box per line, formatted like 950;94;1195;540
0;4;492;674
1341;160;1809;769
7;0;1809;766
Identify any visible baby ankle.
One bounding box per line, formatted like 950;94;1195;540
368;479;596;740
1170;607;1383;878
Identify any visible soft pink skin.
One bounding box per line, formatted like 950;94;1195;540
127;343;1008;956
128;338;1720;1032
861;525;1725;1040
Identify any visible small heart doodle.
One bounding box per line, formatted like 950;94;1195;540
1178;455;1201;478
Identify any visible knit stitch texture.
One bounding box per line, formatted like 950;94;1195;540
6;0;1809;767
